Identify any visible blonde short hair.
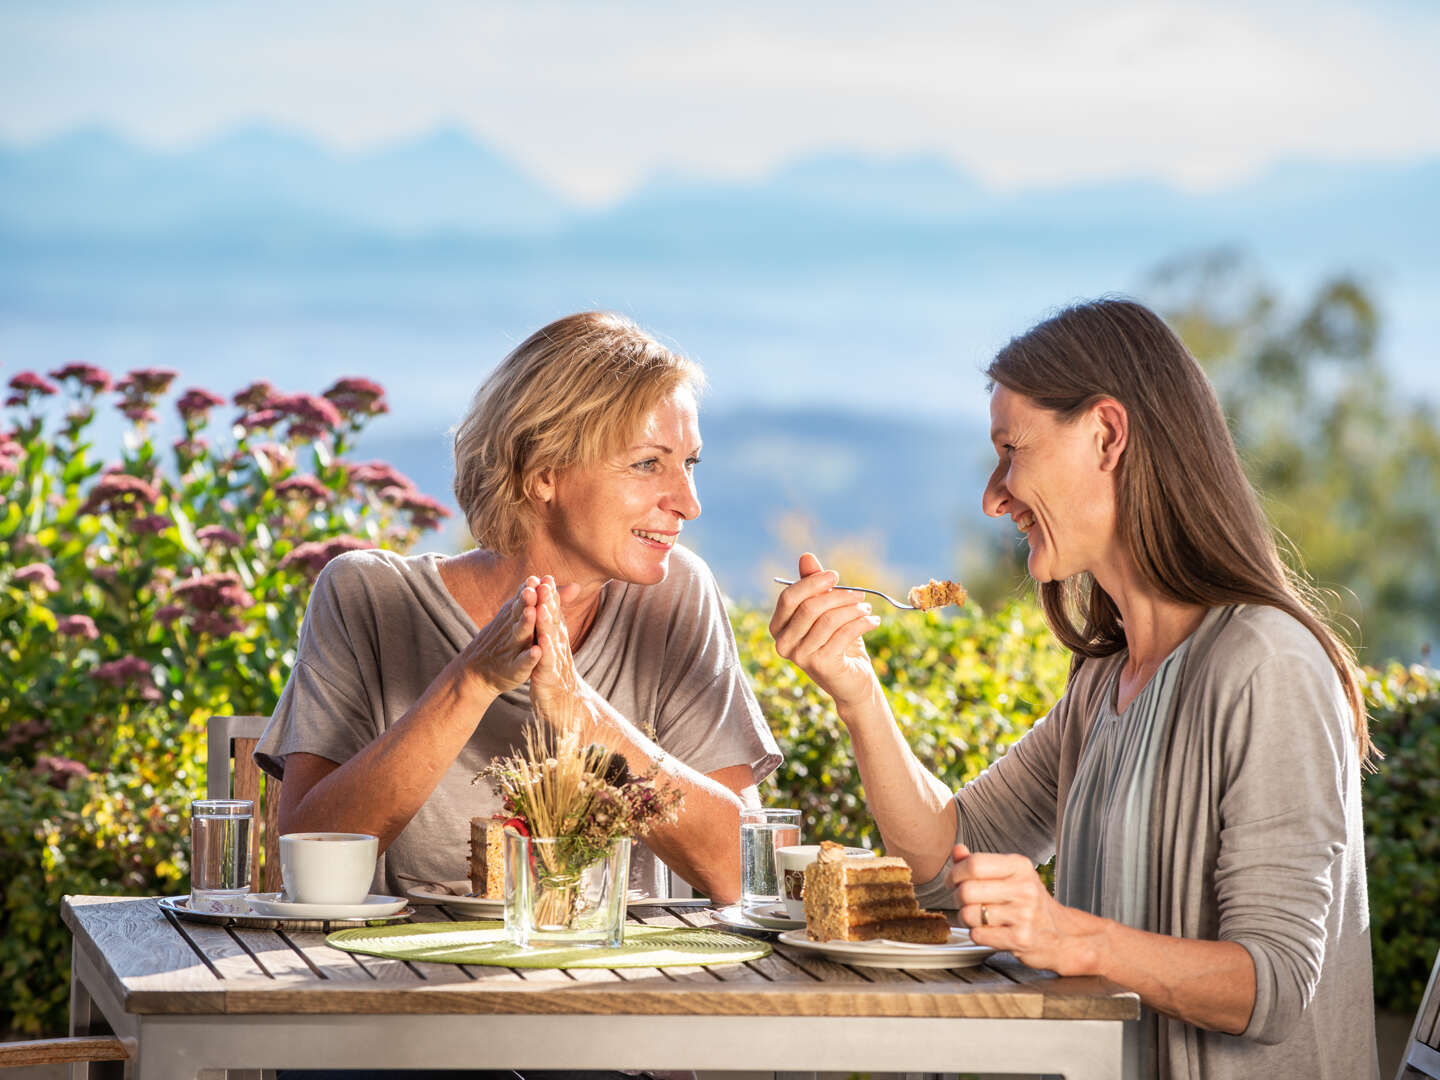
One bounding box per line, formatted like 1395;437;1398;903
453;311;705;554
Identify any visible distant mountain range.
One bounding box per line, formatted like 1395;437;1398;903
2;125;1437;273
0;124;569;238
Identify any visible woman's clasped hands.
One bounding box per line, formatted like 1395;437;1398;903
951;843;1102;977
459;575;583;716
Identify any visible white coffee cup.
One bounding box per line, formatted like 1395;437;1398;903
278;832;378;906
777;843;875;920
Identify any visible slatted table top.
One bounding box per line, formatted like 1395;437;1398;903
62;894;1139;1022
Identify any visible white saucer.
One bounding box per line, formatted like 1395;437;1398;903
739;902;804;930
243;892;408;919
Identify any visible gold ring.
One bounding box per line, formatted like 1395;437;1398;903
980;904;990;926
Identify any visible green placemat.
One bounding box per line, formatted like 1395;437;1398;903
326;920;771;969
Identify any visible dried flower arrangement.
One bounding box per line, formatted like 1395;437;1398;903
482;722;683;926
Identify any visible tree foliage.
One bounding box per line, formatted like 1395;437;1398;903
1148;251;1440;662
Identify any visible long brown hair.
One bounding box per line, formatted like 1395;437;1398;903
988;298;1371;761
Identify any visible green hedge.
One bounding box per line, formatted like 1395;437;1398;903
1364;663;1440;1012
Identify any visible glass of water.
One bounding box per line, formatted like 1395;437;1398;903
189;799;254;913
740;807;801;908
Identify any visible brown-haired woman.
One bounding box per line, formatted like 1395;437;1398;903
258;311;779;904
770;299;1377;1079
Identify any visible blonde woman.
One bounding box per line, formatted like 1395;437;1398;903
258;312;778;904
770;299;1377;1079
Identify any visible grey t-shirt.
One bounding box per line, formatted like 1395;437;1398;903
255;544;781;897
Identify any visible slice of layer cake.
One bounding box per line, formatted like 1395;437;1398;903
803;840;950;944
468;817;506;899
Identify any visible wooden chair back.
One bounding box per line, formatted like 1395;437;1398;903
206;714;283;893
1400;945;1440;1079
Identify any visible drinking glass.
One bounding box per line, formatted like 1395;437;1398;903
739;808;801;907
189;799;254;913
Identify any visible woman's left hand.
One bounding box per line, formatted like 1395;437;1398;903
950;844;1100;977
529;576;587;732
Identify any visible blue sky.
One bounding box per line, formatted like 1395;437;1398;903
3;0;1438;203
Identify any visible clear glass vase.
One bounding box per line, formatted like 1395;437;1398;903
504;833;631;948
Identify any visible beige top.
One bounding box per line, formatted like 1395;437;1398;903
256;544;780;897
917;604;1378;1080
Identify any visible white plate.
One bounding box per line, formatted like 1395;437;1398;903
404;882;711;916
777;927;995;969
243;892;408;919
739;902;804;930
159;895;412;929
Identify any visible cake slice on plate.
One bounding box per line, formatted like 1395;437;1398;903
803;840;951;943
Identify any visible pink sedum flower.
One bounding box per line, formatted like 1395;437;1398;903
237;409;283;432
380;486;452;531
49;364;114;393
120;402;158;424
233;380;279;411
279;535;376;578
323;377;388;419
155;604;185;627
196;525;244;548
57;614;100;640
15;563;60;593
9;371;60;396
171;572;255;613
274;392;342;433
275;475;331;502
349;461;416;491
34;754;92;790
132;514;173;535
92;655;161;701
82;472;160;515
176;388;227;421
116;368;178;396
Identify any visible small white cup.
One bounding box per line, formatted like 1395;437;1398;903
278;832;378;906
777;843;875;920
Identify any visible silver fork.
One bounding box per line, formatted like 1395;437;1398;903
771;577;918;610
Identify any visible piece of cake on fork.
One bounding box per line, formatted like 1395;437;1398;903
803;840;951;943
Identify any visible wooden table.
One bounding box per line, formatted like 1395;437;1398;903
62;895;1138;1079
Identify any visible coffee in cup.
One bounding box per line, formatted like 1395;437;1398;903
278;832;378;906
777;843;874;920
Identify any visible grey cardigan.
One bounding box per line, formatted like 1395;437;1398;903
943;604;1378;1080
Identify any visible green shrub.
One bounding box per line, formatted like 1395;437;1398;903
1364;662;1440;1012
0;365;443;1034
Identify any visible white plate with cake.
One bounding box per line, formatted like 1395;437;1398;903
781;840;996;968
778;927;994;968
